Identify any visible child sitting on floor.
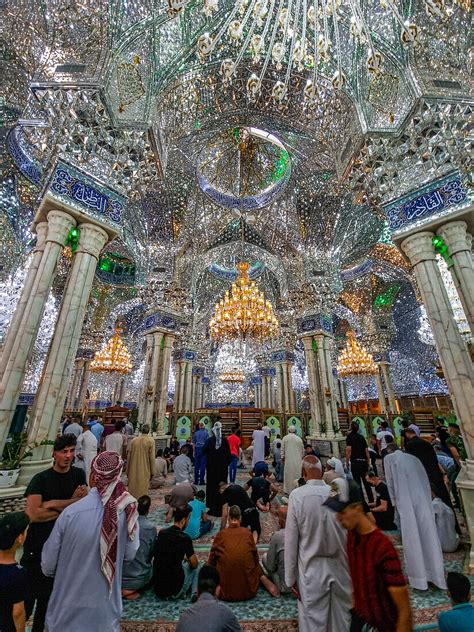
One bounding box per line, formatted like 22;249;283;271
184;489;214;539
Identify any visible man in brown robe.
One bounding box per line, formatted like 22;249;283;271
126;424;155;499
208;505;279;601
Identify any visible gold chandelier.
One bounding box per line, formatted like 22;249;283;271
219;367;246;384
337;331;378;378
90;324;133;375
209;261;279;342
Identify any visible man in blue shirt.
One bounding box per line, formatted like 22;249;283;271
192;423;209;486
438;571;474;632
88;418;104;445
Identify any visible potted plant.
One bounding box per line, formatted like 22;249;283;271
0;434;53;488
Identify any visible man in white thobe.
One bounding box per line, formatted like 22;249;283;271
384;444;446;590
42;451;139;632
75;425;98;483
281;426;304;495
285;456;351;632
251;424;265;468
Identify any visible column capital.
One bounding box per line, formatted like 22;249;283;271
271;350;295;363
46;209;76;245
76;223;108;260
401;231;436;266
34;222;49;253
437;221;471;257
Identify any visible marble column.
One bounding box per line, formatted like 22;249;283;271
66;359;84;409
0;210;75;453
77;360;92;410
139;332;155;414
183;362;194;412
27;224;108;453
314;333;340;436
401;231;473;458
0;222;48;373
379;362;397;414
155;334;174;435
437;221;474;335
275;365;284;412
375;366;387;415
302;337;320;435
177;361;187;412
144;332;164;426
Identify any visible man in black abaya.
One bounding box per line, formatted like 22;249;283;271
203;420;231;516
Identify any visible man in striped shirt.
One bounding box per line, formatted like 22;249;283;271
325;481;413;632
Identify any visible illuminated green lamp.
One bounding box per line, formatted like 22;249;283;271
432;236;452;265
64;227;80;254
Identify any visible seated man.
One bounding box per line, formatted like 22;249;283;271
173;446;193;484
208;505;279;601
150;449;168;489
176;565;242;631
245;466;278;513
219;482;261;543
122;495;157;600
185;490;214;540
365;471;397;530
165;482;196;523
438;571;474;632
432;493;459;553
262;507;291;594
153;506;200;601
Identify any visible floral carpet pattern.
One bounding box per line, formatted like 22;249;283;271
121;469;472;631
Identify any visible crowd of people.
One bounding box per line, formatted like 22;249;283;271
0;413;472;632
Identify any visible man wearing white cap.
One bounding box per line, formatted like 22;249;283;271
281;426;304;496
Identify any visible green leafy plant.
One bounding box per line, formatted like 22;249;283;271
1;433;54;470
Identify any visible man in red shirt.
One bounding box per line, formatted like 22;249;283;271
325;481;413;632
227;429;241;483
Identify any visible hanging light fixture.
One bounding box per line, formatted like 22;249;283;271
209;261;279;343
90;324;133;375
219;367;246;383
337;331;378;378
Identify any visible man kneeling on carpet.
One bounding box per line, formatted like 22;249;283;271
208;505;280;601
122;495;157;600
177;565;242;631
153;506;201;601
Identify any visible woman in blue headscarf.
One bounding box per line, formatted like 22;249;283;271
203;419;232;516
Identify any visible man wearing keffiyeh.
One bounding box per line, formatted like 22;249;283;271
41;452;140;632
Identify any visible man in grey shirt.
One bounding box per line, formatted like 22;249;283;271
122;495;156;599
176;565;241;632
173;446;193;484
262;506;291;593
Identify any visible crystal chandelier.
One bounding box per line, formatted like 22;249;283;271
209;261;279;342
337;331;378;378
219;367;246;383
193;0;450;106
90;324;133;375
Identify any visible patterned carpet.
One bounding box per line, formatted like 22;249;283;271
120;467;472;631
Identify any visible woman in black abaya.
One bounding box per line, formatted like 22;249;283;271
203;421;231;516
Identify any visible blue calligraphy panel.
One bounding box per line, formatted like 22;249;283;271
48;161;125;227
383;172;469;233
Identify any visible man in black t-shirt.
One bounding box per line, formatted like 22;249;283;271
245;473;278;512
365;471;397;530
22;434;87;631
219;482;261;542
153;506;200;599
345;422;374;503
0;512;30;632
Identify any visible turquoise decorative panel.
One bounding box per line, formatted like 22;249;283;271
352;416;367;437
163;415;170;435
264;415;281;438
198;415;212;434
370;416;385;434
392;415;404;445
176;415;191;441
287;415;303;438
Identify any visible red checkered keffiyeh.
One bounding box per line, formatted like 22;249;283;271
91;451;138;589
